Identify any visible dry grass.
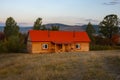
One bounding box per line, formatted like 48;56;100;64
0;50;120;80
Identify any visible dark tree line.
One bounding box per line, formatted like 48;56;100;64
86;14;120;46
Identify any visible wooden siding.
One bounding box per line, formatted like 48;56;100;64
74;42;89;51
32;42;52;53
29;42;90;53
27;35;32;53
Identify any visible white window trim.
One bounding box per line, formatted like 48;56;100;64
76;44;80;49
42;44;48;49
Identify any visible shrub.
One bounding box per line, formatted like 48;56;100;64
90;45;112;50
6;36;25;53
0;41;8;53
113;46;120;50
95;37;110;45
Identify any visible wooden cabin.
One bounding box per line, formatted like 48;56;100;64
27;30;91;53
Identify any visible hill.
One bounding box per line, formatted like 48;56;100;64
44;23;99;32
0;23;100;33
45;23;84;31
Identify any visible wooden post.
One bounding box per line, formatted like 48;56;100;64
67;44;70;52
62;44;65;52
55;44;57;53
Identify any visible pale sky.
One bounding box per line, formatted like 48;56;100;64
0;0;120;26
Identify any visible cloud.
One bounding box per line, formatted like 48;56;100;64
0;22;32;26
44;17;100;25
103;0;120;5
18;22;32;26
85;19;99;23
74;18;100;25
75;23;85;25
0;17;100;26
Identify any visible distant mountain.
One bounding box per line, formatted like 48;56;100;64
46;23;71;27
45;23;99;33
0;26;33;33
19;27;32;33
0;26;4;32
0;23;100;33
46;23;84;31
0;23;5;26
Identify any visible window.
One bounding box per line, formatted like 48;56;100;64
76;44;80;49
42;44;48;49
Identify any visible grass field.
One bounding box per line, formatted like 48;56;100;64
0;50;120;80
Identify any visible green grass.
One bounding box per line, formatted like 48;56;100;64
0;51;120;80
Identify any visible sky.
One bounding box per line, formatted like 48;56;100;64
0;0;120;26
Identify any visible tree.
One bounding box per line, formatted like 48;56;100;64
6;36;24;53
3;17;26;53
86;22;95;42
51;25;59;31
41;25;47;30
0;40;7;53
0;32;5;41
99;14;119;39
4;17;19;38
33;18;47;30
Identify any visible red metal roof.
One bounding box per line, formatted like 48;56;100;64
29;30;91;43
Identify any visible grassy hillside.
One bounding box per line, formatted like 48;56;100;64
0;51;120;80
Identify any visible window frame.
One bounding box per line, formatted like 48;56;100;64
76;44;80;49
42;44;48;49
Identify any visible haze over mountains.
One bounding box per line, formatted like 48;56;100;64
0;23;103;33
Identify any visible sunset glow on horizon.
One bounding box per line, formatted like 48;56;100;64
0;0;120;26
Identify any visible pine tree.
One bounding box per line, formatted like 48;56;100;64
4;17;19;38
41;25;47;30
33;18;46;30
86;22;95;42
51;25;59;31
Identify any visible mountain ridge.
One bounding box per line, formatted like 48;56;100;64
0;23;100;33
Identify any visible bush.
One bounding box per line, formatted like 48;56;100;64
0;41;8;53
0;42;4;53
0;36;26;53
90;45;112;50
113;46;120;50
94;36;113;46
90;45;120;50
6;36;25;53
